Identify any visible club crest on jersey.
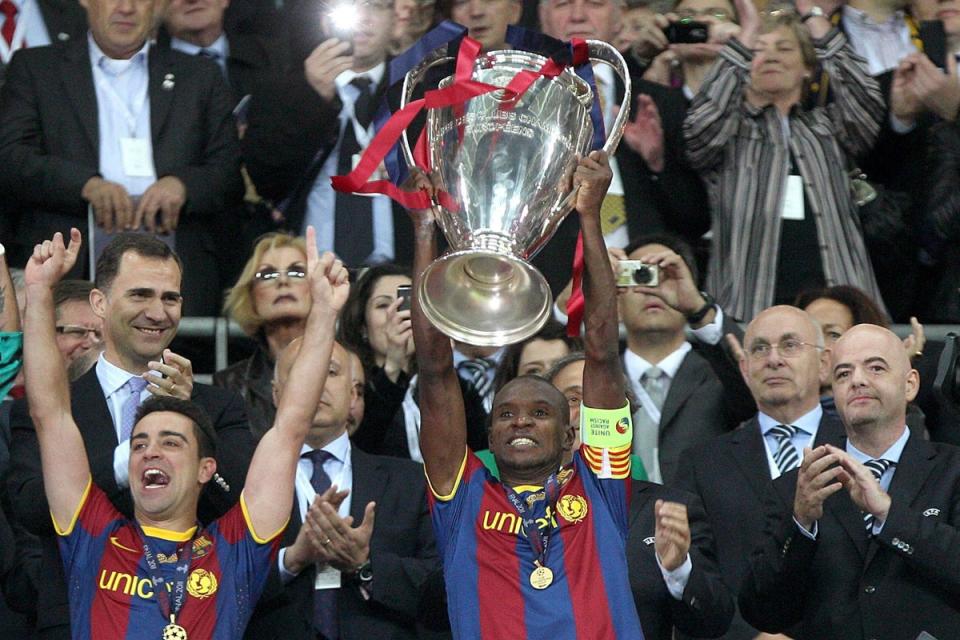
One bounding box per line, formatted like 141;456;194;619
192;535;213;558
556;494;588;524
187;568;218;598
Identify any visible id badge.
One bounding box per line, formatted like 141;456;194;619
781;175;805;220
314;563;342;590
120;137;154;177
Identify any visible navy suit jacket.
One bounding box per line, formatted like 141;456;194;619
739;428;960;640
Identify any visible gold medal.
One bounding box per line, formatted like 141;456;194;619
529;565;554;590
162;622;188;640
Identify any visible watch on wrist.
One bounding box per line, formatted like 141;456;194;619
686;292;716;325
801;6;825;21
354;560;373;584
0;242;5;257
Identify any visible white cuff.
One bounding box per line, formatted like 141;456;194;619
794;517;818;540
113;440;130;488
278;548;300;584
690;306;724;345
656;552;693;600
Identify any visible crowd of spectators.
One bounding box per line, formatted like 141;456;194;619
1;0;960;638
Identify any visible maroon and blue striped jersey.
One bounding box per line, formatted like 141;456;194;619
428;449;644;639
57;480;283;639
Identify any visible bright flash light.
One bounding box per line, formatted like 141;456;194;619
328;2;359;31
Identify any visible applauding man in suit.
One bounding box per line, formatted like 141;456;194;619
739;324;960;639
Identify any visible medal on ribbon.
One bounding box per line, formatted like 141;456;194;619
138;524;196;640
503;472;562;590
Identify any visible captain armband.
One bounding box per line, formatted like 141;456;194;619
580;403;632;449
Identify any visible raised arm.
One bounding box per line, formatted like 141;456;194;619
22;229;90;531
410;185;468;498
576;151;623;410
242;226;349;540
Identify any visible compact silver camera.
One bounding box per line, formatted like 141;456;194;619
616;260;660;288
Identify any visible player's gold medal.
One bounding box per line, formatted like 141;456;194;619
529;564;554;590
162;622;188;640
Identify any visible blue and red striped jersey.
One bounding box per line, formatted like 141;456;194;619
57;481;282;640
428;449;644;639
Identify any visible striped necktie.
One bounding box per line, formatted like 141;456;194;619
769;424;801;475
863;458;893;533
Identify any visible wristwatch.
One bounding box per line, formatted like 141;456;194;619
0;242;5;257
801;6;825;21
354;560;373;585
686;292;716;325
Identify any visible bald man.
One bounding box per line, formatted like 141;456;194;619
674;305;845;639
245;339;439;640
739;324;960;640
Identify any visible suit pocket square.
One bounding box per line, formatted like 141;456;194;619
923;508;941;517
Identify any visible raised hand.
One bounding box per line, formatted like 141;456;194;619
383;296;414;381
902;316;925;360
626;247;707;320
145;348;195;400
891;56;923;123
305;39;354;101
826;445;892;523
793;446;845;530
25;228;82;289
622;94;666;172
305;225;350;313
654;500;691;571
573;150;613;219
311;497;377;573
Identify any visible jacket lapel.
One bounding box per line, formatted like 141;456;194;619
658;353;704;431
148;45;176;143
72;367;117;450
728;419;773;500
61;40;98;155
349;448;386;525
864;433;936;567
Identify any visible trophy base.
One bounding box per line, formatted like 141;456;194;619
418;249;553;347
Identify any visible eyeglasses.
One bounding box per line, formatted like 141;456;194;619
253;267;307;283
674;8;734;21
55;325;103;342
748;338;823;360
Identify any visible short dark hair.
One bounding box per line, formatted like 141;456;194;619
53;279;95;312
794;285;889;328
623;233;699;286
95;234;182;292
134;396;217;459
495;374;571;428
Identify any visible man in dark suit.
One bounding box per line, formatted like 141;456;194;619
242;0;413;268
245;338;439;640
739;323;960;640
0;0;242;315
6;233;254;639
616;233;754;485
676;305;846;639
626;482;734;640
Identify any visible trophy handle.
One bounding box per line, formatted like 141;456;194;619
400;50;455;173
585;39;632;157
547;41;632;219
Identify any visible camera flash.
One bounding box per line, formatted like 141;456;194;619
328;2;359;31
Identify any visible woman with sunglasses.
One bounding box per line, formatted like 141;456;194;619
215;232;310;440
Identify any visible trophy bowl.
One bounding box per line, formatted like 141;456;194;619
402;42;630;346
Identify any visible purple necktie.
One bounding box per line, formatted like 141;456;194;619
303;449;338;639
119;377;149;442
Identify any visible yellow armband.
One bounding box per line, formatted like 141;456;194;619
580;402;632;449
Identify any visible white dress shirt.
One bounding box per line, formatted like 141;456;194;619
169;33;229;77
841;6;917;76
0;0;51;63
304;62;394;264
758;404;823;480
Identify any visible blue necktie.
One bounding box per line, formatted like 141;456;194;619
302;449;339;639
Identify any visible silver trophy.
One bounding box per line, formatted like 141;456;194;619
401;41;631;346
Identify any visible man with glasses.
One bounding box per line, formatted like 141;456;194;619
675;305;845;639
243;0;412;268
739;323;960;640
52;280;102;380
6;233;255;640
